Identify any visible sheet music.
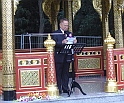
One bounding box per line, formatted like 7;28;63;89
66;37;76;44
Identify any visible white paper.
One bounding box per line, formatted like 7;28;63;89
66;37;76;44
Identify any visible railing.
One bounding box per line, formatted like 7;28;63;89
0;34;103;49
76;36;103;47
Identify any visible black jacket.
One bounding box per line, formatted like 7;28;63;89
52;29;72;63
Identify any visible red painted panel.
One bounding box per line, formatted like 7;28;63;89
74;46;104;77
114;48;124;90
15;52;48;99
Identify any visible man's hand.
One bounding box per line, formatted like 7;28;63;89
73;38;77;44
62;39;68;44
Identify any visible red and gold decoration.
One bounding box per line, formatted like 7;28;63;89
15;52;48;99
104;33;118;92
114;48;124;90
44;34;59;97
74;46;104;77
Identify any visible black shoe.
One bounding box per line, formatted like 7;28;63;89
63;89;71;97
59;90;62;95
63;90;69;93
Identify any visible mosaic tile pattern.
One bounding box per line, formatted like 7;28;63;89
78;58;100;69
20;69;40;87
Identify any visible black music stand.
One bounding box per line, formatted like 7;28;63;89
59;43;86;96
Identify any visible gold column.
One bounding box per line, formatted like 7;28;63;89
44;34;59;97
102;0;112;38
93;0;111;37
93;0;112;71
102;0;112;71
67;0;73;32
1;0;16;101
113;0;124;48
104;33;118;92
63;0;73;32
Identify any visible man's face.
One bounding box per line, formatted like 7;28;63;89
60;20;69;31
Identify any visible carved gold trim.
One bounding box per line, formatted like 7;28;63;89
18;59;41;66
77;51;101;56
104;33;115;49
117;0;124;13
42;0;61;24
72;0;81;19
93;0;111;20
14;0;20;15
93;0;102;20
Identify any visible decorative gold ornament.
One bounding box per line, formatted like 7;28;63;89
44;34;59;97
117;0;124;13
93;0;102;20
42;0;61;24
93;0;112;21
72;0;81;18
14;0;20;15
104;32;118;93
44;34;56;52
104;32;115;49
105;80;118;93
42;0;53;23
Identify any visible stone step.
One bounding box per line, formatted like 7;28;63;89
36;92;124;103
1;77;124;103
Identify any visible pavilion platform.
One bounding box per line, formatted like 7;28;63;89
0;77;124;103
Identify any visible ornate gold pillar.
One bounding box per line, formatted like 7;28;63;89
67;0;73;32
104;33;118;92
63;0;81;32
42;0;61;31
44;34;59;97
102;0;112;38
113;0;124;48
93;0;111;38
102;0;112;71
1;0;16;101
93;0;112;71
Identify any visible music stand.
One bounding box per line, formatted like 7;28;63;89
70;43;86;96
59;43;86;96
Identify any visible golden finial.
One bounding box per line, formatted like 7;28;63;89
104;32;115;48
44;34;56;52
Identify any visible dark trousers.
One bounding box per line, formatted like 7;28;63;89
55;60;70;92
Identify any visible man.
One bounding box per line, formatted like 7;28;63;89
52;18;77;95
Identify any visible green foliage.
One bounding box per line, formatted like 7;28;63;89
73;0;102;36
14;0;52;34
43;14;52;33
14;0;40;34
